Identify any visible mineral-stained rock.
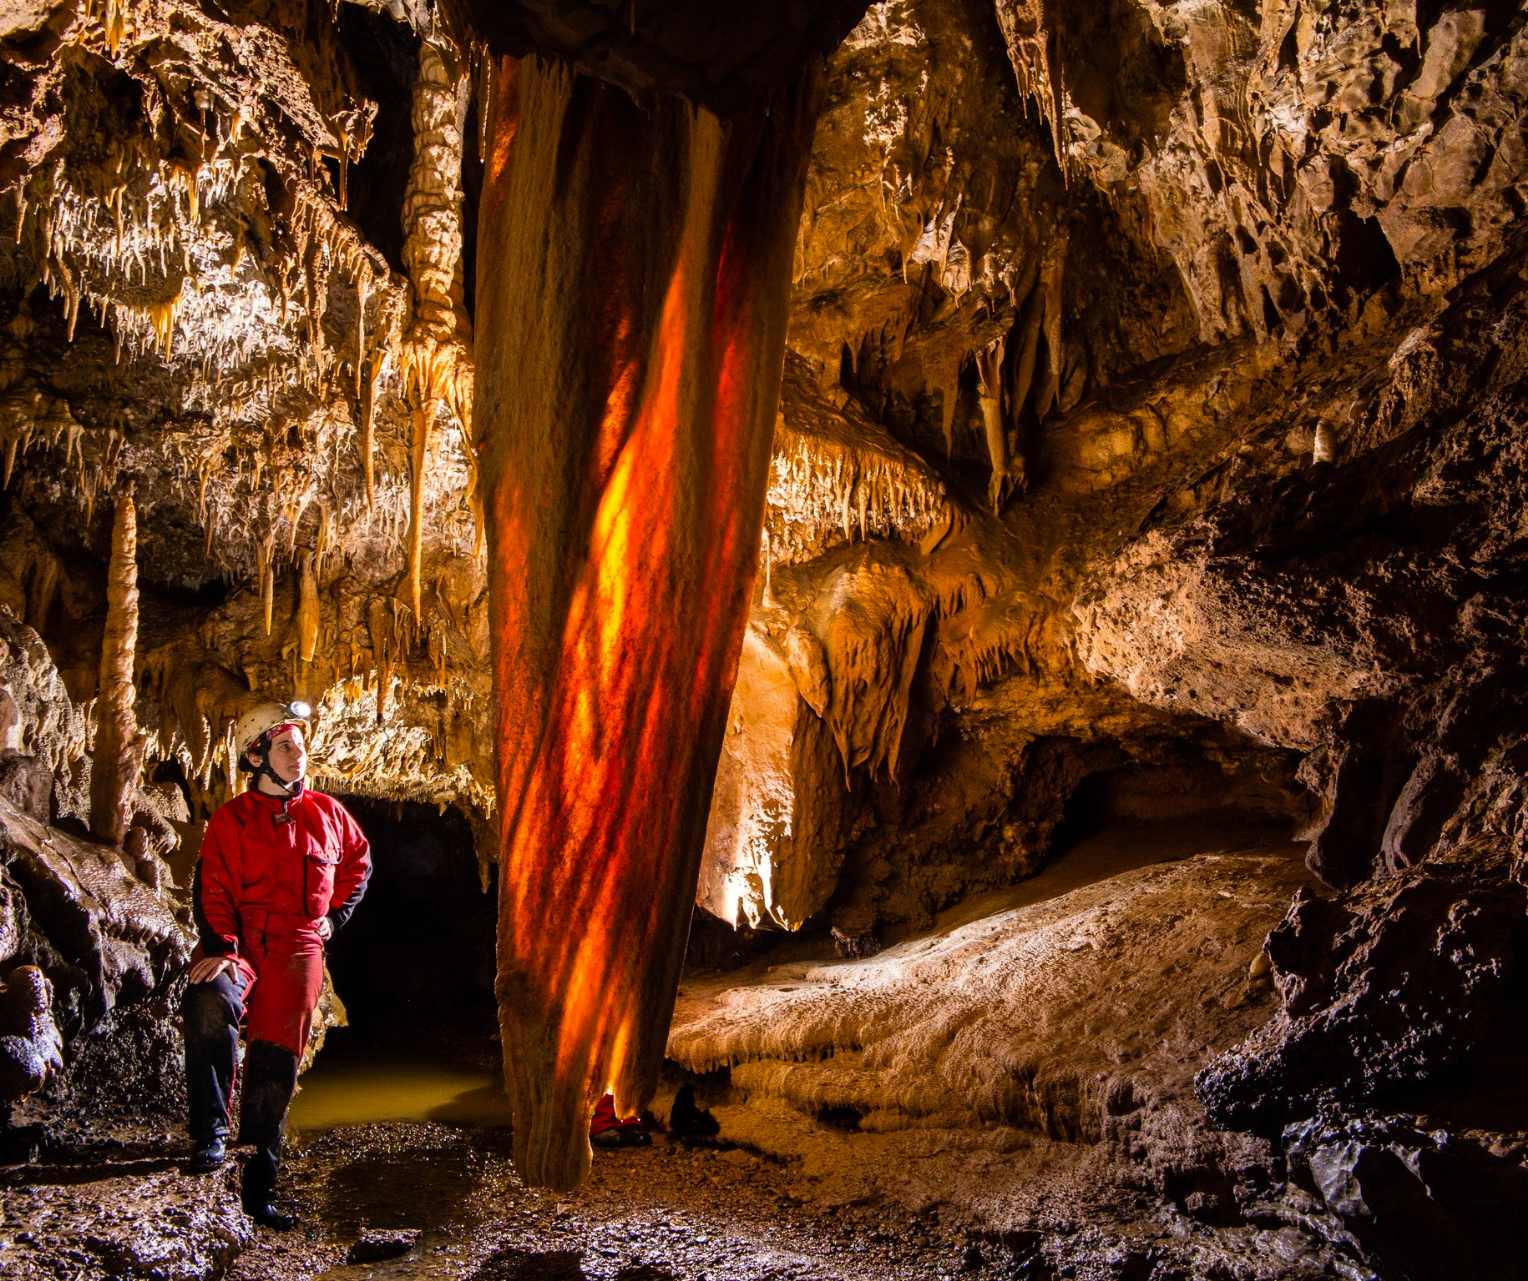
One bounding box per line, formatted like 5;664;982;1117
476;53;824;1190
1283;1113;1528;1281
1196;845;1528;1136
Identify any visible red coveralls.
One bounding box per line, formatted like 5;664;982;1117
194;788;371;1055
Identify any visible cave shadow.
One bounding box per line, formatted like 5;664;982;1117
0;1153;181;1186
323;796;498;1053
288;797;508;1136
423;1083;514;1128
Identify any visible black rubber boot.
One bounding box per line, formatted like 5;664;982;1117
238;1040;300;1231
188;1136;226;1173
181;972;243;1172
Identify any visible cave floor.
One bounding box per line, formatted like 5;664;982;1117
1;1115;1038;1281
3;813;1322;1281
232;1119;1032;1281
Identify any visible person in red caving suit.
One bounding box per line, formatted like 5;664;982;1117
181;699;370;1230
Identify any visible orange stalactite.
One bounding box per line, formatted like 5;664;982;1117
475;55;822;1190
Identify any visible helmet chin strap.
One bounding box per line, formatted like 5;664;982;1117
255;746;305;817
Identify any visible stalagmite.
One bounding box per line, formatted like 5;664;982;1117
400;37;474;619
406;402;431;617
297;552;320;664
1313;420;1337;463
354;265;369;402
1011;275;1044;434
315;502;332;573
362;357;379;509
367;597;392;724
477;55;823;1191
27;554;58;633
1033;236;1067;419
258;535;274;636
89;495;139;846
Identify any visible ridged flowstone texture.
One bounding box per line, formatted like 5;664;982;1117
473;54;823;1189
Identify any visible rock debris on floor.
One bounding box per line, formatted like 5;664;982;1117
229;1121;1036;1281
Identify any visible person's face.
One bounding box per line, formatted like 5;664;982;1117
263;724;307;784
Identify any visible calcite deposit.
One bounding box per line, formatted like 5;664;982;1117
0;0;1523;1275
0;964;62;1111
476;50;824;1189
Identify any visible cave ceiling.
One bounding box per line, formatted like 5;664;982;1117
0;0;1523;926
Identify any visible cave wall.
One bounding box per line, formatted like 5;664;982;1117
1;0;1518;946
0;0;1519;1254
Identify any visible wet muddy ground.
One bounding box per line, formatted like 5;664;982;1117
1;1121;250;1281
235;1119;1040;1281
3;1115;1044;1281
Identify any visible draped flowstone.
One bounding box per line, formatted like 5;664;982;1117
474;55;823;1190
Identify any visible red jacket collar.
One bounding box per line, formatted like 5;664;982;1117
241;786;310;811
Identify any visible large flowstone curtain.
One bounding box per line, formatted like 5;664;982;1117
474;55;822;1189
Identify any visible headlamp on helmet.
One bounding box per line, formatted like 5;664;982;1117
233;700;313;760
233;699;313;804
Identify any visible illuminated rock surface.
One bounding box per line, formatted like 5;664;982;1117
475;53;820;1188
0;0;1522;1273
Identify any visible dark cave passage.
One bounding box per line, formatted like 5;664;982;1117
291;797;507;1131
322;796;496;1045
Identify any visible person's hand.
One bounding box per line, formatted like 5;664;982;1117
317;917;333;942
188;957;234;984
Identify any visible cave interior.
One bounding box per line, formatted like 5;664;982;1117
0;0;1525;1278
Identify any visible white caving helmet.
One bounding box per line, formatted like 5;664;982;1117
233;700;313;756
233;699;313;795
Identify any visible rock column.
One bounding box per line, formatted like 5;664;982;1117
400;37;474;618
89;494;139;845
475;55;822;1190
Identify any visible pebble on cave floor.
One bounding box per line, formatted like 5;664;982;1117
230;1120;1015;1281
7;1117;1024;1281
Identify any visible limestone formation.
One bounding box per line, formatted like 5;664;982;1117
673;849;1311;1135
399;34;474;618
0;0;1521;1272
476;52;823;1190
1197;842;1528;1135
87;494;139;845
0;964;62;1111
0;796;187;1093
